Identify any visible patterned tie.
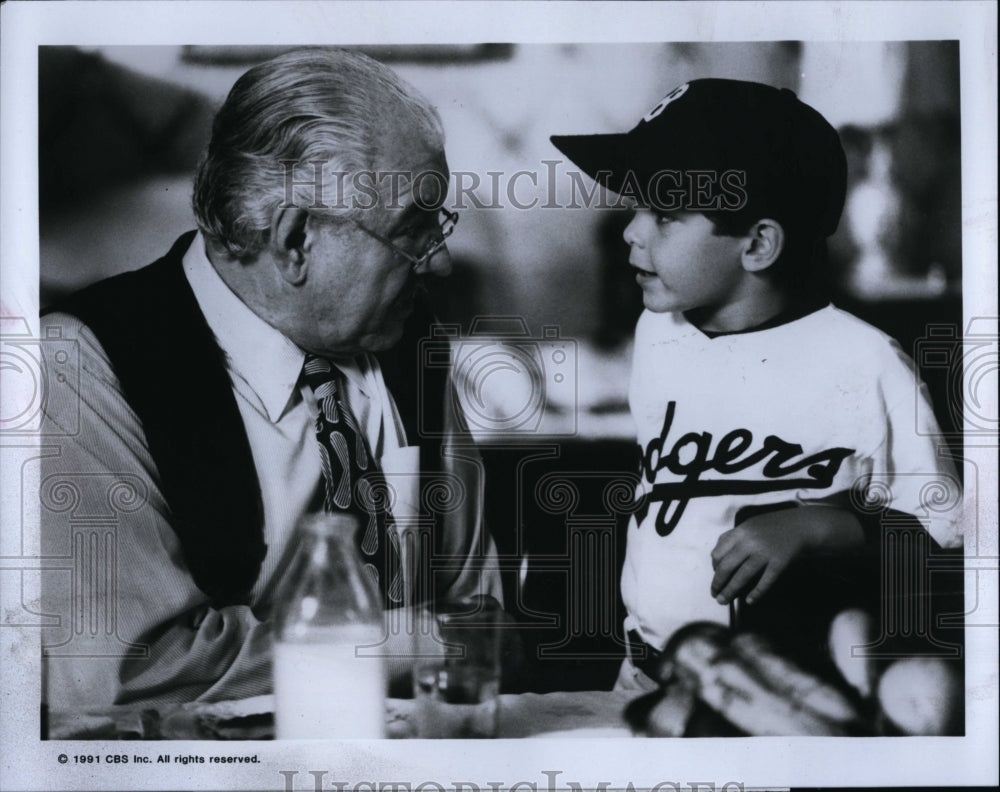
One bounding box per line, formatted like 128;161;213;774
301;354;403;606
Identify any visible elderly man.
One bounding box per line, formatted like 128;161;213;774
40;48;501;708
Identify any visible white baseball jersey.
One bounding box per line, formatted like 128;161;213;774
622;304;963;650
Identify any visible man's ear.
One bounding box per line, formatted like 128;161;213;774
740;218;785;273
270;206;311;285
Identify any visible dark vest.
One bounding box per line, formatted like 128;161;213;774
46;232;449;607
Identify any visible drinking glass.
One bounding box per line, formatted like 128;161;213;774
412;597;502;738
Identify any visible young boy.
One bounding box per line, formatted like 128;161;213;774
551;79;963;690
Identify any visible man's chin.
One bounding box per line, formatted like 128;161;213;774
358;319;406;353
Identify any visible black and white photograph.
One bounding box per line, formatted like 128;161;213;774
0;2;996;791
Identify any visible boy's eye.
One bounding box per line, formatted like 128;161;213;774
656;213;677;226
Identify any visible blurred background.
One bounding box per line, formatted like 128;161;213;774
38;42;965;692
38;41;963;431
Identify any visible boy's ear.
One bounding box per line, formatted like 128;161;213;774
269;206;312;285
740;219;785;273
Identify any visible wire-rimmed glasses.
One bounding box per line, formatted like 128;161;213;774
351;208;459;272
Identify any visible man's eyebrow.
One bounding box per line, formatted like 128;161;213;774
386;203;433;235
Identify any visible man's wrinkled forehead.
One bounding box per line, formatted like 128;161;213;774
373;128;449;209
360;166;449;218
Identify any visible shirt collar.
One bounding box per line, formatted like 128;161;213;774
689;295;831;339
182;233;304;422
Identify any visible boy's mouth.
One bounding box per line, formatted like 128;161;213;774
630;263;656;279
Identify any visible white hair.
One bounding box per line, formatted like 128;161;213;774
192;47;444;260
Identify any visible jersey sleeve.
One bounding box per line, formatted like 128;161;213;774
864;338;963;549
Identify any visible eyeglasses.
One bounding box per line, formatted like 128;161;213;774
351;208;459;272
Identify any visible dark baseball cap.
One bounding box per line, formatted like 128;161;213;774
550;78;847;239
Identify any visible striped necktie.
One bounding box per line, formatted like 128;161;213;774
301;354;403;606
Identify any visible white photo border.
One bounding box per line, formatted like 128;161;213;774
1;2;997;790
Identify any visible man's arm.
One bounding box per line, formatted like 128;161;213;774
41;315;273;707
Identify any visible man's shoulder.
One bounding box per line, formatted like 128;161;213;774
40;310;110;377
41;232;216;384
44;231;197;323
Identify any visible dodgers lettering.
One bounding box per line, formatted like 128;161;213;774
636;402;854;536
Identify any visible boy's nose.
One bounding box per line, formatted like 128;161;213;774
623;214;644;248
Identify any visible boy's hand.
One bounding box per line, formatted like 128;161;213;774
710;506;864;605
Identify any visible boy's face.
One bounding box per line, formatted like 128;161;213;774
623;208;749;326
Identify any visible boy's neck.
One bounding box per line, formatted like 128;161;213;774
686;285;830;337
685;288;791;335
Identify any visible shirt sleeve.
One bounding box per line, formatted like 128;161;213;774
40;314;273;708
864;339;964;549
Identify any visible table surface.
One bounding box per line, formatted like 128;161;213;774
46;690;639;740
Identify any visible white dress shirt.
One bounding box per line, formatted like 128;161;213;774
181;233;408;605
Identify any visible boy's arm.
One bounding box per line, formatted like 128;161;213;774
711;335;964;608
710;504;865;605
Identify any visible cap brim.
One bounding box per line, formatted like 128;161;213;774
550;133;637;196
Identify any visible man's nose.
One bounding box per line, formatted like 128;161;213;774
418;244;453;277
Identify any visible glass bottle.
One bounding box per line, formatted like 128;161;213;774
272;512;386;738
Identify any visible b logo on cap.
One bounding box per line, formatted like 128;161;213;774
643;83;690;122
